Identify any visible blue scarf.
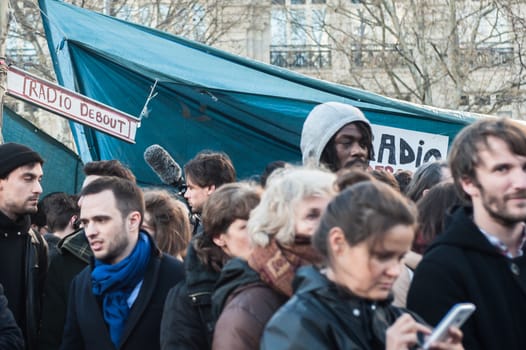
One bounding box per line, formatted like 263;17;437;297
91;232;151;348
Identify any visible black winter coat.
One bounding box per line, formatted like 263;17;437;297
0;212;47;350
261;266;423;350
0;283;24;350
60;242;184;350
39;229;90;350
160;242;219;350
407;206;526;350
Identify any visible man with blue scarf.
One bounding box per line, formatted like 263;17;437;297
60;176;185;350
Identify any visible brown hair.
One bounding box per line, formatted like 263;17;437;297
370;169;400;192
143;189;191;257
41;192;80;232
83;160;136;183
394;170;413;194
184;150;236;188
405;161;448;202
313;181;416;260
334;168;374;192
80;176;144;220
413;182;463;254
448;118;526;200
195;182;260;271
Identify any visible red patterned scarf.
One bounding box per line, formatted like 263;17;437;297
248;236;322;297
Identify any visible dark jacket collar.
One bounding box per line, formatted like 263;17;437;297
427;206;505;257
183;236;220;294
58;228;92;263
293;266;393;307
293;266;415;349
0;210;31;233
211;258;260;319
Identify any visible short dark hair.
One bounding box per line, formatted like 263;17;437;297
195;182;260;271
394;170;413;194
80;176;144;220
313;181;416;261
405;161;448;202
260;161;289;188
449;118;526;201
83;160;136;183
41;192;80;232
184;150;236;188
320;121;374;172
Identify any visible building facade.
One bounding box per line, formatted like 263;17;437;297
5;0;525;148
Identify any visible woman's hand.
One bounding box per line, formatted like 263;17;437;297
386;313;431;350
427;327;464;350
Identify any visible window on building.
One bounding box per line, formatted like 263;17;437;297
290;9;307;45
475;95;491;106
270;0;330;69
271;8;287;46
351;44;408;69
460;95;469;106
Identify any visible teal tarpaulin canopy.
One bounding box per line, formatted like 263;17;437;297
39;0;478;184
2;106;84;195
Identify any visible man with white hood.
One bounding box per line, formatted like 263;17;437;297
300;101;373;172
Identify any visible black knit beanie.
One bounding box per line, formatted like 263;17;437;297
0;143;44;179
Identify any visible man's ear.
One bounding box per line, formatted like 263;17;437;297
328;227;347;256
128;211;142;230
460;176;478;198
207;184;216;195
213;234;226;247
70;215;79;229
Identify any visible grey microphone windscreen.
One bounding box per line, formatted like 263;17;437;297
144;144;182;186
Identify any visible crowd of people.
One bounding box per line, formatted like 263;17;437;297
1;100;526;350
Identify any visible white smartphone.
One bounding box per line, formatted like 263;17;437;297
421;302;476;349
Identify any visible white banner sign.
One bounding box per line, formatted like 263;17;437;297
6;66;139;144
369;124;449;172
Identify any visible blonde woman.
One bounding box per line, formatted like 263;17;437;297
211;167;336;350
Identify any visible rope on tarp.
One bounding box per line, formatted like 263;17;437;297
138;79;158;121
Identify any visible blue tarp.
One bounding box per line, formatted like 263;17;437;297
2;106;84;194
39;0;478;185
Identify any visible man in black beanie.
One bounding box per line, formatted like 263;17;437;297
0;142;47;350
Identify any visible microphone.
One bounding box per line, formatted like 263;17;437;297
144;144;184;188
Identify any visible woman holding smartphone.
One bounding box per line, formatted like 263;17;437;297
261;181;463;350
